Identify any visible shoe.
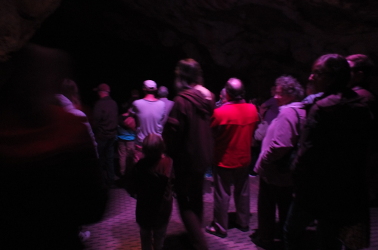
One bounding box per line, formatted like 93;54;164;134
205;225;227;238
229;221;249;232
249;229;259;239
250;235;274;250
235;224;249;232
79;231;91;242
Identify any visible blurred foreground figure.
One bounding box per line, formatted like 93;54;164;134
285;54;372;250
0;44;108;250
164;58;214;250
55;78;97;151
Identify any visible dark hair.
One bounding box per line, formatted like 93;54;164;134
315;54;350;93
144;89;157;95
142;133;165;160
225;78;245;101
275;75;304;101
157;86;169;98
175;58;203;90
346;54;374;88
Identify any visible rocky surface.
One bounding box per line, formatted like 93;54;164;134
0;0;61;62
2;0;378;96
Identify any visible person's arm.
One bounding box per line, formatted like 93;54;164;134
259;109;298;168
210;108;225;139
120;113;136;131
163;98;183;158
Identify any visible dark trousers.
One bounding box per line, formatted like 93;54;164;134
139;223;168;250
257;178;293;244
284;199;343;250
97;136;116;186
213;166;250;232
175;171;208;250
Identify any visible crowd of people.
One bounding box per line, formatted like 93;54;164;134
1;43;377;250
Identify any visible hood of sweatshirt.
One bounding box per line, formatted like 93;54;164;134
179;87;213;115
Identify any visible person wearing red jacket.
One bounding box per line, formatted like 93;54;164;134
206;78;259;238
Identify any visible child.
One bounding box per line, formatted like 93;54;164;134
133;133;174;250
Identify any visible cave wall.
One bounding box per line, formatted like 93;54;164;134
0;0;61;62
2;0;378;102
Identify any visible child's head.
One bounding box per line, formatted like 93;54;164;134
142;133;165;159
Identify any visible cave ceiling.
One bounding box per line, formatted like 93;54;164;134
1;0;378;100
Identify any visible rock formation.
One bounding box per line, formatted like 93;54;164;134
2;0;378;97
0;0;61;62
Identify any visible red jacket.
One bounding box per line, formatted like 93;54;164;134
211;102;259;168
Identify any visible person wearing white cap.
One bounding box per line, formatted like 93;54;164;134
130;80;166;154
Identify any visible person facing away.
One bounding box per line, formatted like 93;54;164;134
0;44;108;250
55;78;97;151
285;54;372;250
205;78;259;238
163;58;215;250
215;87;227;108
130;80;166;150
157;85;174;127
132;133;174;250
259;85;279;125
251;75;305;250
346;54;376;106
117;99;137;177
301;82;323;105
92;83;118;188
346;54;378;206
253;85;279;144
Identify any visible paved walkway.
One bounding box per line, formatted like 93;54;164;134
83;176;378;250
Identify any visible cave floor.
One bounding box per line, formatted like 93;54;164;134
83;176;378;250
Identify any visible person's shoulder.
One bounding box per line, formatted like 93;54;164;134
263;97;276;106
241;102;258;109
51;106;94;148
173;93;187;104
157;99;165;105
244;103;259;116
193;85;213;101
212;104;232;119
314;94;342;109
69;108;87;118
109;97;117;104
213;104;227;114
132;98;144;105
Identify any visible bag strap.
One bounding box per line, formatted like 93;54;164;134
290;107;301;135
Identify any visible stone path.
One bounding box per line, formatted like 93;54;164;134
83;176;378;250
